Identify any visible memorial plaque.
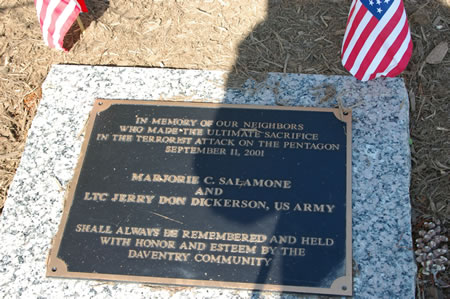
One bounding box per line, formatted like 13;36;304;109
47;100;352;296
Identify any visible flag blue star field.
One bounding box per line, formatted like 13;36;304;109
341;0;413;81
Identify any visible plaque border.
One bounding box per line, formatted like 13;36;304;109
47;99;352;296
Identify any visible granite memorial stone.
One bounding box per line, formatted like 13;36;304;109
0;65;416;298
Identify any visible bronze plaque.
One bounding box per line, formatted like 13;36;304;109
47;99;352;296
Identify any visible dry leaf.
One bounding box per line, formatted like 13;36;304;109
23;88;42;111
410;10;429;26
425;42;448;64
409;90;416;112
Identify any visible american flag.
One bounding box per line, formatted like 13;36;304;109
341;0;413;81
34;0;88;51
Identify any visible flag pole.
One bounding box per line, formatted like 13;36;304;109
76;16;85;33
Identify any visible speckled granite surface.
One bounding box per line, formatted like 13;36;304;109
1;65;416;298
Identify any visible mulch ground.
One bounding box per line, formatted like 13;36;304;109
0;0;448;297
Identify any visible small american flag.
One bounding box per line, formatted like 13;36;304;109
34;0;88;51
341;0;413;81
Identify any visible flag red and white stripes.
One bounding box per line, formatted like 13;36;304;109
78;0;88;13
34;0;88;51
341;0;413;81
